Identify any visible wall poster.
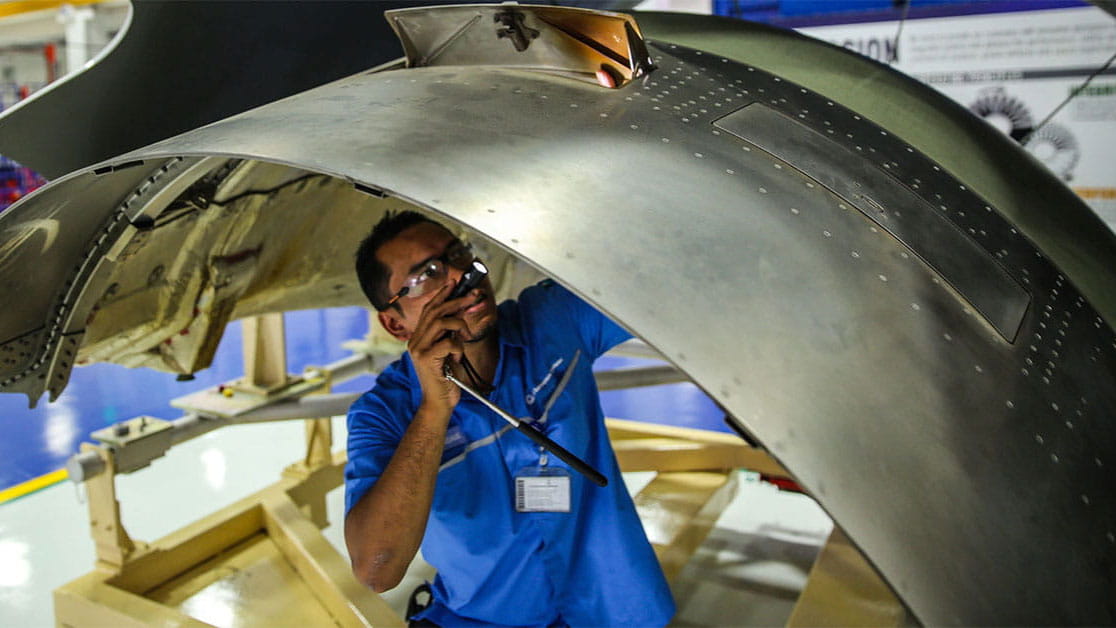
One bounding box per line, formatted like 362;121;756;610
797;6;1116;233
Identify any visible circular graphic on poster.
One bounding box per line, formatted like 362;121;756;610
970;87;1079;181
1023;122;1080;182
970;87;1035;142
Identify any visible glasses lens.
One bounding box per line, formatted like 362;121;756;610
391;243;474;305
403;260;446;299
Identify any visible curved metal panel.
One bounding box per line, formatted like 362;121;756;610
0;161;170;401
714;103;1029;342
634;11;1116;330
0;16;1114;627
0;1;644;179
0;0;428;178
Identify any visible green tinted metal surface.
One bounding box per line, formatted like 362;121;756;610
637;11;1116;328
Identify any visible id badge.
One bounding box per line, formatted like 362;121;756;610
514;466;571;513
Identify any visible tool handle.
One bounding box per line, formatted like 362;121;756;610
443;367;606;487
515;422;608;487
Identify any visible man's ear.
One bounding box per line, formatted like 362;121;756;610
377;309;410;341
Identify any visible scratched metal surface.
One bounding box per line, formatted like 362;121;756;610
0;31;1114;628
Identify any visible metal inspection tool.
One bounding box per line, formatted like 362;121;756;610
443;367;608;487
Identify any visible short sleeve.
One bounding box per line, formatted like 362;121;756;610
344;362;413;516
541;281;633;359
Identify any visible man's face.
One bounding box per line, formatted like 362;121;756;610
375;222;497;343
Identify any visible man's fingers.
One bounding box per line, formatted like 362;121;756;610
411;296;477;346
433;337;464;363
415;336;464;381
409;316;469;353
425;294;477;321
424;281;484;319
421;280;454;310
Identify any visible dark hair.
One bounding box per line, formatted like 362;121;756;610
355;210;441;311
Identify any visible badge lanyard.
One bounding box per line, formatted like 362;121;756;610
515;350;581;512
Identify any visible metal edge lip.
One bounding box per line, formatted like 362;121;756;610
0;1;135;123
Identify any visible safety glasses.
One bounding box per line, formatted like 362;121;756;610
385;241;476;307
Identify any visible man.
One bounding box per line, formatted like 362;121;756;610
344;210;675;627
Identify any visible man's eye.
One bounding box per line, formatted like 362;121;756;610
419;262;441;280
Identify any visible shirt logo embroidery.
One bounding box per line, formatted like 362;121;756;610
525;356;565;407
524;350;581;424
443;424;467;451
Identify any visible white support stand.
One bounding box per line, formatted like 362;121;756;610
57;4;95;77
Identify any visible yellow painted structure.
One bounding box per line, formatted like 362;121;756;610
787;527;911;627
0;1;110;20
54;449;404;627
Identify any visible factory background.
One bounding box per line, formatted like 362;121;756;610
0;1;1111;626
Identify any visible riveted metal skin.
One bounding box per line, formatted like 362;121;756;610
635;12;1116;329
714;103;1030;342
0;12;1114;627
0;160;183;402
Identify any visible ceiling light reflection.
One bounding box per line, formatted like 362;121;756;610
43;397;78;458
200;447;227;491
0;540;31;587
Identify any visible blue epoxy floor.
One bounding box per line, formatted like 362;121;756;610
0;306;727;492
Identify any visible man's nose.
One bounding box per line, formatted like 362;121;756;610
446;264;466;286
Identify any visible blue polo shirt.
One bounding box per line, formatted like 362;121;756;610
345;280;675;627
